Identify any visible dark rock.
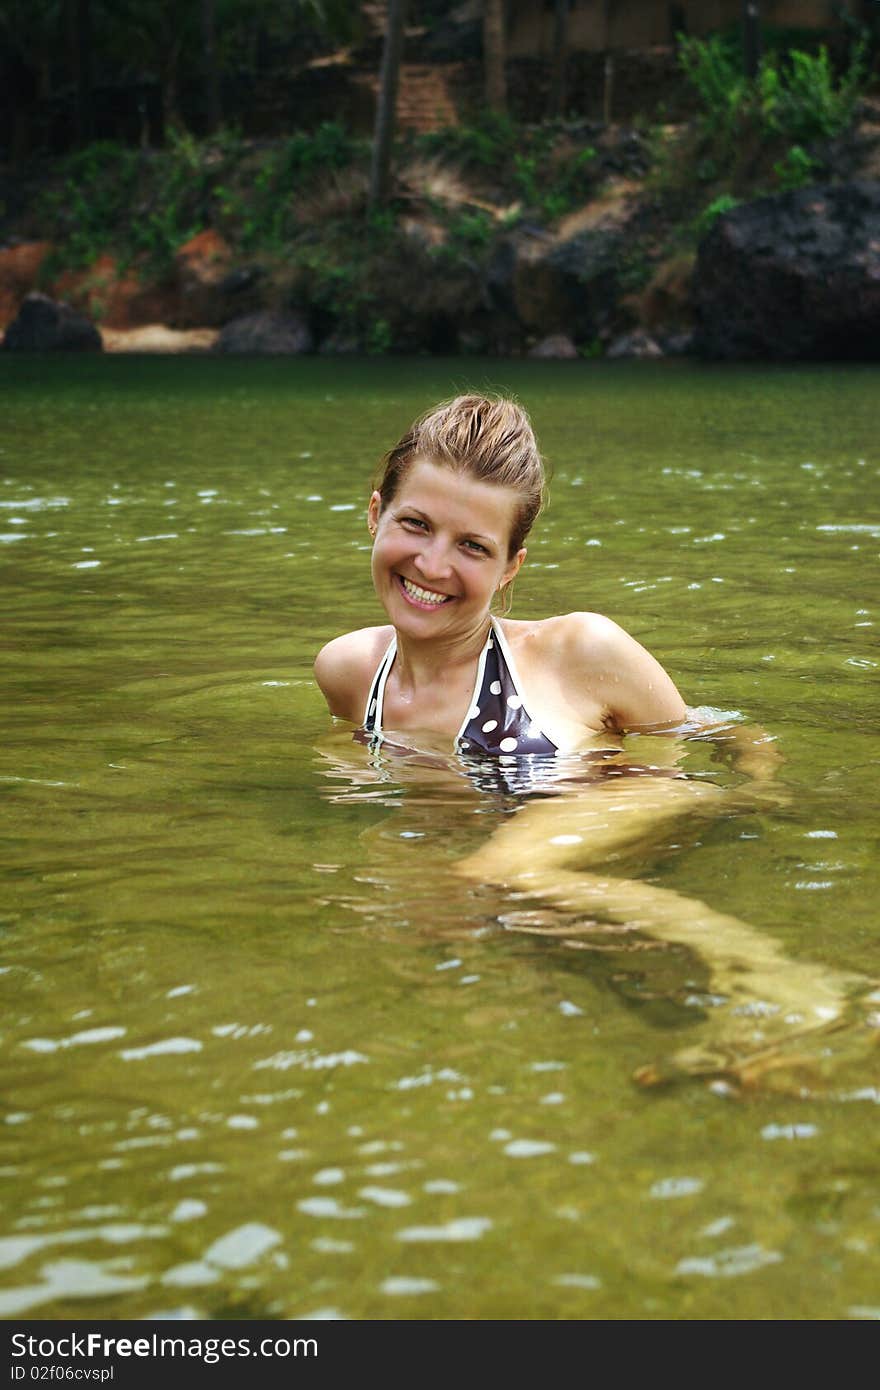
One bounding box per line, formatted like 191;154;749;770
528;333;579;359
216;310;313;355
485;227;551;321
490;226;626;343
2;292;102;351
217;265;265;298
606;330;663;359
543;229;623;337
365;236;486;354
693;181;880;360
317;330;361;355
659;330;695;357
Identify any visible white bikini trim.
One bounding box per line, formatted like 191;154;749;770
490;618;563;755
364;635;397;745
454;632;492;747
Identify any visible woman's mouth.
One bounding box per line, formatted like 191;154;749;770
398;575;451;607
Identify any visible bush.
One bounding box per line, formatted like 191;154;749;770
772;144;821;190
694;193;741;238
758;44;866;142
37;142;142;266
678;34;867;147
414;113;519;171
677;34;746;142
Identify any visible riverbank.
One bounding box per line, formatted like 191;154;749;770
3;85;880;360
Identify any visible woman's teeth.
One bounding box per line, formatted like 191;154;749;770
401;577;448;605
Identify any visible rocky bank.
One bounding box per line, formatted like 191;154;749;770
3;114;880;361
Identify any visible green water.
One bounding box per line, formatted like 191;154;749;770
1;355;878;1321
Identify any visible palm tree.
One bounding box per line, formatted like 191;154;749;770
483;0;506;114
602;0;613;125
369;0;407;209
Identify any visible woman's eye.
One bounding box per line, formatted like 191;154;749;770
401;516;427;530
463;540;489;555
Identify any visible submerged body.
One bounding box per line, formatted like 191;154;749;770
314;395;872;1090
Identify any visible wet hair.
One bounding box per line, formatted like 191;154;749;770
375;395;545;557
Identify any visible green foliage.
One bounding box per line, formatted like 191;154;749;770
677;34;746;142
577;338;603;360
445;209;495;249
414;116;597;221
772;144;821;190
511;138;597;220
36;142;141;267
757;43;867;142
35;124;368;276
366;318;392;355
678;34;867;147
220;124;365;252
291;237;378;342
367;206;396;240
415;112;519;171
694;193;741;238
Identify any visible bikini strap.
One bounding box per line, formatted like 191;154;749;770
363;635;397;741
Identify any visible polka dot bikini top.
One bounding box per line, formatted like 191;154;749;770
362;617;559;757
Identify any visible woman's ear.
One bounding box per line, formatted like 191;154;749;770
501;547;527;588
367;491;381;537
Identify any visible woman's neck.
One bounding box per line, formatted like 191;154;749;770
392;615;493;695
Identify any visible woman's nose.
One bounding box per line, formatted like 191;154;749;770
414;536;453;579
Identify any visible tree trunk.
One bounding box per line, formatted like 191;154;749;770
602;0;613;125
742;1;762;80
369;0;407;209
201;0;221;133
549;0;569;119
483;0;506;115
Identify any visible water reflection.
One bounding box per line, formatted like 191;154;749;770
316;725;878;1094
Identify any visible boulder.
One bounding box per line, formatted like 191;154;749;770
317;330;362;355
631;252;696;336
215;310;313;355
488;224;627;343
2;292;102;351
606;329;663;359
693;181;880;360
361;234;486;354
528;333;578;359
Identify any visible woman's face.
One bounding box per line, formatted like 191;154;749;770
367;458;526;638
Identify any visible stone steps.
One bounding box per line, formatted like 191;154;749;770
355;60;462;134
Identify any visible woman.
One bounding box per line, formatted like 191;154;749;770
314;394;688;754
315;395;869;1090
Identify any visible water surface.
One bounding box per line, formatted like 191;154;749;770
1;355;878;1320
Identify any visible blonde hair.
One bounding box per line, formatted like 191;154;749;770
376;394;545;558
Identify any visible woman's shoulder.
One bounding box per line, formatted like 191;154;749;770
314;625;394;722
502;611;686;730
502;611;630;663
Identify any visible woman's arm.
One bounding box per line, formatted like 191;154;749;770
314;627;388;723
557;612;688;733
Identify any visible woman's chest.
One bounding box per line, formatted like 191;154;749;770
379;665;477;740
503;631;611;749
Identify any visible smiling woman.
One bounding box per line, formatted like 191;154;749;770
313;394;875;1090
314;395;687;752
